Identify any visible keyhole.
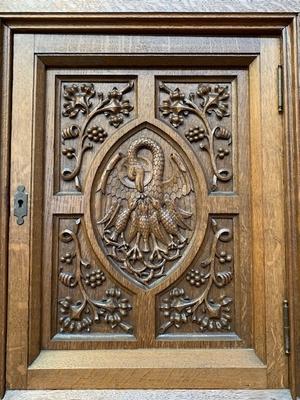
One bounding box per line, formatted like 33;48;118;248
18;199;23;208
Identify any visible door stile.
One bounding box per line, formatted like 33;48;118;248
260;38;288;387
6;34;35;388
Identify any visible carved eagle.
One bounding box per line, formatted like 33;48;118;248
97;136;194;285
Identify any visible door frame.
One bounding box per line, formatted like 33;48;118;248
0;4;299;399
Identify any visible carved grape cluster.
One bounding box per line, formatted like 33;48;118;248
186;268;208;287
185;126;205;143
85;269;106;288
218;250;232;264
60;252;74;264
87;126;108;143
62;147;76;160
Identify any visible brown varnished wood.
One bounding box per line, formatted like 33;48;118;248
26;349;267;390
0;22;12;400
282;17;300;399
6;34;35;389
0;11;299;400
260;38;287;388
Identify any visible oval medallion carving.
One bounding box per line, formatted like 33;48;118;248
86;124;207;290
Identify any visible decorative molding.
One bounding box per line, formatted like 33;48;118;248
58;219;133;334
98;136;194;287
159;218;233;333
61;81;134;191
159;82;232;191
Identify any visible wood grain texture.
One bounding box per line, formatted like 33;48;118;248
2;13;299;399
3;390;293;400
6;34;35;389
282;16;300;400
0;0;298;13
27;348;267;389
260;38;288;388
0;22;12;400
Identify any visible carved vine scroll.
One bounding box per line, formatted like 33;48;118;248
58;219;133;334
159;82;232;191
61;81;134;191
159;219;233;334
97;136;195;287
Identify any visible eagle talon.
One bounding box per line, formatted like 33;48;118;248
126;243;142;261
150;234;168;262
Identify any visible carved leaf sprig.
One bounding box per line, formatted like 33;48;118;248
63;83;95;118
61;81;134;191
58;219;133;334
159;219;233;334
197;84;230;118
159;82;232;191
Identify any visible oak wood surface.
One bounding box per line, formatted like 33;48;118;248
0;9;299;400
0;22;12;400
283;16;300;399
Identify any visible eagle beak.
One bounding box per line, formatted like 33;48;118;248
135;170;144;192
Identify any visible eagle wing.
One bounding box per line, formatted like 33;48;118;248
163;153;194;202
96;153;137;230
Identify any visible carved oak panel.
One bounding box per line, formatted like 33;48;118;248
157;217;235;336
92;127;197;288
42;68;250;348
157;79;234;192
57;79;136;193
56;217;134;336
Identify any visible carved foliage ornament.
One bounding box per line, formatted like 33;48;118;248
159;219;233;334
58;219;133;334
159;82;232;191
98;136;194;287
61;81;134;191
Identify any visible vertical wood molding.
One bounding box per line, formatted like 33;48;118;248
0;22;12;399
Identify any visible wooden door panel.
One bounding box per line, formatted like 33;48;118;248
42;67;251;350
7;33;287;390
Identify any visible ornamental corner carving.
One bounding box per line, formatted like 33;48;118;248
60;81;135;191
159;82;232;191
159;218;233;334
58;219;133;334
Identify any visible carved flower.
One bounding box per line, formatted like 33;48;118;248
159;87;190;128
62;83;95;118
87;126;108;143
160;288;193;329
197;84;230;118
103;87;134;128
58;296;92;333
193;296;232;332
95;288;132;331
